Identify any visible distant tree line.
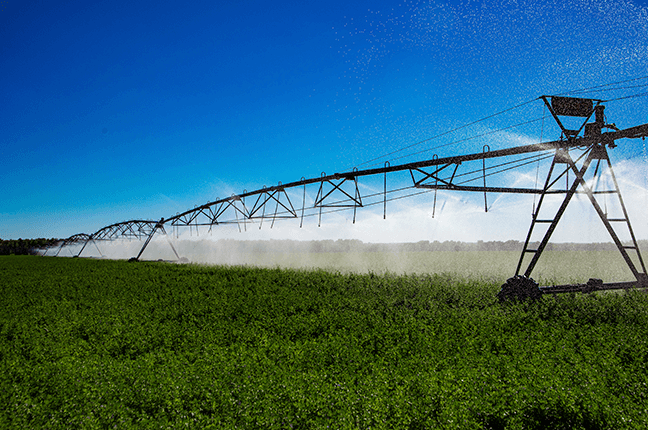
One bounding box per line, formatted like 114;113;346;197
0;238;59;255
2;237;646;256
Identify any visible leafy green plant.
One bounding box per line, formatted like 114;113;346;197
1;255;648;428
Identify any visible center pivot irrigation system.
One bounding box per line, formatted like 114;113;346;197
47;94;648;301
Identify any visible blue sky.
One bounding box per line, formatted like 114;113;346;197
2;0;648;242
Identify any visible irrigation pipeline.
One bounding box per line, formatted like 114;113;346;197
47;94;648;301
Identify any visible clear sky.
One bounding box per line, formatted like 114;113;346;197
2;0;648;243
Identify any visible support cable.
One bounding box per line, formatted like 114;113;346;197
560;75;648;96
568;83;648;97
440;152;553;184
352;98;538;170
604;91;648;102
379;116;543;168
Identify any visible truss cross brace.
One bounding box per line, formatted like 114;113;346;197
314;176;363;225
248;189;298;221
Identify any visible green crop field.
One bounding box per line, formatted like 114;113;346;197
216;250;639;286
2;255;648;429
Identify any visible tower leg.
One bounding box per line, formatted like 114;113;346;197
514;145;647;288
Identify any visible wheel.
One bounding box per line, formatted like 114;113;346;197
497;276;542;302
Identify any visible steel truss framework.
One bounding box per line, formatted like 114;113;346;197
51;95;648;296
46;234;93;257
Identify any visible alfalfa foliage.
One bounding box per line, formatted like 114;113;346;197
1;255;647;429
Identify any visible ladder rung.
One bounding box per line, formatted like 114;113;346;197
524;249;538;253
623;246;637;250
607;219;627;222
574;191;616;195
534;220;554;223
